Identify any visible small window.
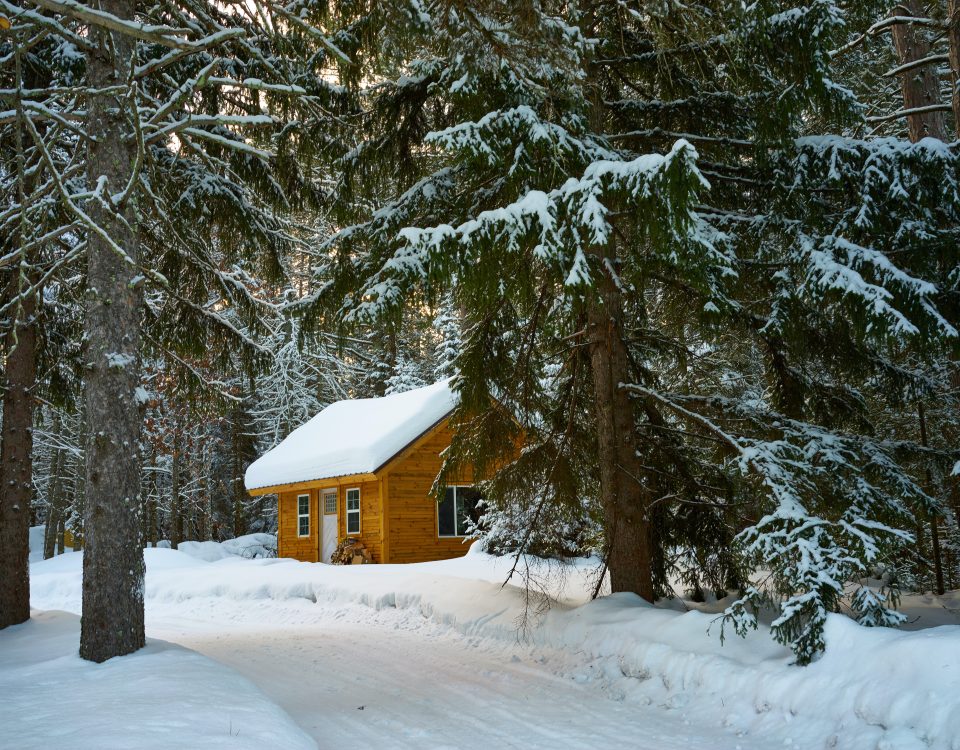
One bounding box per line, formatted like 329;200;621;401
323;489;337;515
346;488;360;534
297;494;310;537
437;486;482;538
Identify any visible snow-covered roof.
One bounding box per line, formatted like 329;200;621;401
244;380;458;491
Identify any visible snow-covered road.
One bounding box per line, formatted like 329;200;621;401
150;597;760;750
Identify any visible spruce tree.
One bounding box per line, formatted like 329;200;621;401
324;0;958;662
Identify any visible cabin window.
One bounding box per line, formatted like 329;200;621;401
346;488;361;534
437;485;482;538
297;494;310;537
323;489;337;515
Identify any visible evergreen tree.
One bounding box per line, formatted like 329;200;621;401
324;0;958;662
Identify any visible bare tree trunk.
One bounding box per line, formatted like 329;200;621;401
147;444;157;548
79;0;145;662
43;412;65;560
918;403;946;595
71;400;85;551
56;516;65;556
171;429;182;549
42;511;57;560
232;409;247;538
585;257;654;601
890;0;948;141
0;277;37;628
200;472;212;541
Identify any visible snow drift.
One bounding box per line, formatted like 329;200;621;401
0;611;313;750
29;544;960;750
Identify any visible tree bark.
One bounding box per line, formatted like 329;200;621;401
43;412;65;560
79;0;145;662
0;279;37;629
72;405;85;551
56;516;65;556
585;258;655;601
232;405;248;538
147;444;158;547
890;0;948;141
891;17;949;596
918;403;946;595
171;429;182;549
947;0;960;127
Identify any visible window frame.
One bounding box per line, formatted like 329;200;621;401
345;487;361;535
322;488;337;516
296;493;311;538
436;485;478;539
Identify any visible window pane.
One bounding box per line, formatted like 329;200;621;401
298;496;309;515
323;492;336;515
455;487;483;536
346;489;360;511
347;511;360;534
438;487;456;536
298;516;309;536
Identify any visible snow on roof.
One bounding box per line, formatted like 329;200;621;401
244;380;458;491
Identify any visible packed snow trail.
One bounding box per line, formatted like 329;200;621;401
149;598;763;750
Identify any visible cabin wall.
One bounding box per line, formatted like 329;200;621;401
338;479;382;563
277;480;383;563
277;489;320;562
386;421;475;564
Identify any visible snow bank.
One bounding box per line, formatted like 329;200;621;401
244;378;456;490
29;548;960;750
176;533;277;562
0;611;314;750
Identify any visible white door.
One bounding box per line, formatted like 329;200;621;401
321;489;338;563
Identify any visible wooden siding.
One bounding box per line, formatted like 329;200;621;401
277;479;383;563
339;480;382;563
277;489;320;562
385;420;475;564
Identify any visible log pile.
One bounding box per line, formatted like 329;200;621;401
331;537;373;565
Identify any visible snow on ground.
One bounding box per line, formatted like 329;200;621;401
22;542;960;750
174;533;278;562
0;610;314;750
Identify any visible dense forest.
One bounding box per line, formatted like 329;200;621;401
1;0;958;669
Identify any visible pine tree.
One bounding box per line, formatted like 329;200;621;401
323;0;958;662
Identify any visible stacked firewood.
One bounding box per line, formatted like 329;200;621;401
331;538;373;565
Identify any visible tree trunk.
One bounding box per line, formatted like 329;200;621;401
890;0;948;141
171;430;182;549
947;0;960;127
71;401;86;551
891;14;949;593
79;0;145;662
918;403;946;595
43;509;58;560
56;516;65;556
232;408;247;538
43;412;65;560
585;259;654;601
0;277;37;629
43;512;59;559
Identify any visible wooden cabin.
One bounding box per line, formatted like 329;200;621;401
244;381;484;564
